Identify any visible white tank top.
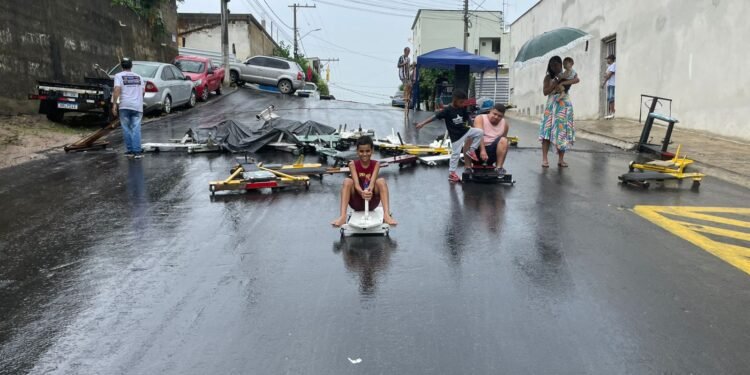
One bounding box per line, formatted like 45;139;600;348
481;115;506;145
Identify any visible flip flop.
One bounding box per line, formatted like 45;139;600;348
542;162;549;168
558;162;569;168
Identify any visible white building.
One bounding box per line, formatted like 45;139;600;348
412;9;511;103
412;9;510;65
178;13;278;62
509;0;750;140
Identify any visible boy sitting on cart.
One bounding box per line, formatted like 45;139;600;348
331;136;398;227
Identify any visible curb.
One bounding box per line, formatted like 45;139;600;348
574;129;636;151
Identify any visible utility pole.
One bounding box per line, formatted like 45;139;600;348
463;0;469;51
318;58;339;81
289;3;316;60
221;0;230;86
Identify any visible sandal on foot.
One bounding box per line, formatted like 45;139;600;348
542;162;549;168
558;162;568;168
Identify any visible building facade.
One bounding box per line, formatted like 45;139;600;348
412;10;510;66
412;9;511;103
509;0;750;140
178;13;278;62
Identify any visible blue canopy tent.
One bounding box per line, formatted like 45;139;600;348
412;47;499;108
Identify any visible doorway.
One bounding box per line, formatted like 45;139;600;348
601;36;616;118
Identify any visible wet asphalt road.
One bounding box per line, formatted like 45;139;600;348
1;88;749;374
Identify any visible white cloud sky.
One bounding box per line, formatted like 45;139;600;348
178;0;537;103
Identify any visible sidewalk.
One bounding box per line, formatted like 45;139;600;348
508;113;750;188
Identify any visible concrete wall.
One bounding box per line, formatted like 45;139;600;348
412;10;510;64
0;0;178;115
509;0;750;140
178;13;277;63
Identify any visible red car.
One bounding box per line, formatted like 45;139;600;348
173;55;225;102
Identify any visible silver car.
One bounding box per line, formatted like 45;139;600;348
229;56;305;95
109;61;197;114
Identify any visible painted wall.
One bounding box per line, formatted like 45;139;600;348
178;14;277;63
0;0;178;115
509;0;750;140
412;10;510;65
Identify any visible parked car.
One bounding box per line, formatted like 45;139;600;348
296;82;318;98
109;61;197;114
173;55;225;102
28;74;114;123
391;91;413;109
229;56;305;94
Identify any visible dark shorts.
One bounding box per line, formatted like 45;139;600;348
483;136;506;164
607;86;615;102
349;193;380;211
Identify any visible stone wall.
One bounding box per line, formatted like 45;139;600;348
0;0;178;114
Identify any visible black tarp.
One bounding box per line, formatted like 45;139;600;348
191;118;337;153
261;118;337;136
192;119;302;153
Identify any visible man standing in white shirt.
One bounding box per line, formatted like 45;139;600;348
601;54;616;119
112;57;146;158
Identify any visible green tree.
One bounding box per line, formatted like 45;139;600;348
413;68;454;110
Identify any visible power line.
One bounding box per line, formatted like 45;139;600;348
243;0;294;41
342;0;420;13
329;83;391;99
307;34;393;63
261;0;293;29
313;0;414;18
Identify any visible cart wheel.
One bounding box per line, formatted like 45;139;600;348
642;181;651;189
692;180;701;189
628;161;634;172
305;180;310;190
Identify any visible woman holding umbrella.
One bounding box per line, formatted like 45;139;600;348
539;56;577;168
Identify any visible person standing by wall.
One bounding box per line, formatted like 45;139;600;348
601;54;616;119
112;57;146;158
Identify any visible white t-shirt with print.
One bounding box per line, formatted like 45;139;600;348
114;71;145;112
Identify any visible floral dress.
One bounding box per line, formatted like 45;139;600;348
539;91;575;152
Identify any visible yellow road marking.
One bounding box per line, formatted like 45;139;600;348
656;207;750;229
634;206;750;276
671;221;750;242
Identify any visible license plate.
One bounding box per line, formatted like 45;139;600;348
57;102;78;110
62;91;79;98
